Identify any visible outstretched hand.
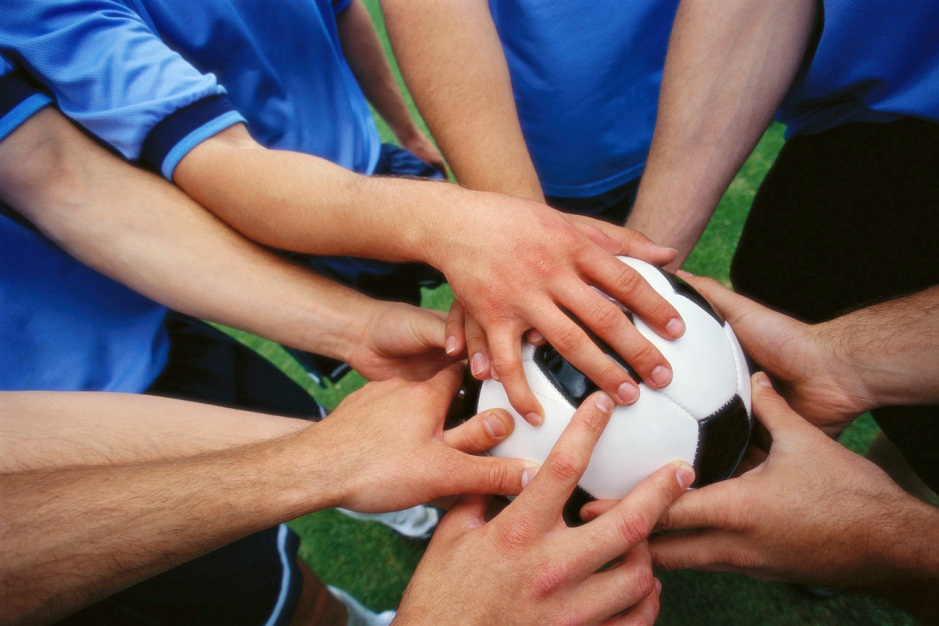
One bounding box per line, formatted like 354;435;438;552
438;198;685;424
396;390;694;626
637;374;933;604
313;364;538;514
678;272;869;435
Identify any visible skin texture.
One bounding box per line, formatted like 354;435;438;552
625;0;819;267
0;107;452;382
175;123;685;422
336;0;445;173
582;375;939;623
680;273;939;435
0;366;534;625
395;390;695;626
379;0;684;406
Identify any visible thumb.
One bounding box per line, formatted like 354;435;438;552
447;453;540;498
406;306;449;350
750;372;810;438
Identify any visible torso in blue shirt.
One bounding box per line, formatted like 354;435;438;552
488;1;679;198
778;0;939;136
0;62;168;393
0;0;381;176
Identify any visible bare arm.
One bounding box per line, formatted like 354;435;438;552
336;0;445;172
0;366;535;624
0;107;452;382
626;0;818;265
381;0;543;201
174;123;685;423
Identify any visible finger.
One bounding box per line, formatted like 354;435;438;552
650;529;745;573
508;391;615;528
563;287;673;393
581;461;694;564
443;454;539;499
580;498;617;523
652;481;738;532
465;313;492;380
568;215;677;267
576;543;656;624
677;271;765;330
525;327;547;346
445;299;467;357
433;494;489;542
602;582;660;626
421;362;471;410
443;408;515;453
584;252;685;341
487;325;544;425
751;372;810;438
407;306;450;351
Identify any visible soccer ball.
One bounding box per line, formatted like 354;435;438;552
460;257;752;518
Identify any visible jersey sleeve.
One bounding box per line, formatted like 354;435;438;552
0;54;52;143
0;0;246;178
332;0;353;14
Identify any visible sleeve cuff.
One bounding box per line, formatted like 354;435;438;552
141;94;246;179
333;0;353;14
0;73;52;143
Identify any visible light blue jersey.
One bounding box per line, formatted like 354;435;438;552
488;1;679;198
0;63;169;392
0;0;381;179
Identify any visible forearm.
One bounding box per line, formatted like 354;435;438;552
382;0;543;201
0;428;336;625
174;124;532;270
337;0;421;144
0;108;398;363
0;391;308;472
816;285;939;411
626;0;818;263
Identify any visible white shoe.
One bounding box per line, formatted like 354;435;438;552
328;585;395;626
338;505;440;540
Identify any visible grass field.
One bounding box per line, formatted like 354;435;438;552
221;2;916;623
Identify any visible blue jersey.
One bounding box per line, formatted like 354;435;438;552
488;1;679;198
779;0;939;136
0;63;169;392
0;0;381;179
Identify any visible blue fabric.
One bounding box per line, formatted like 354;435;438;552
778;0;939;137
0;217;169;392
0;68;52;142
488;0;679;198
0;65;169;393
0;0;381;178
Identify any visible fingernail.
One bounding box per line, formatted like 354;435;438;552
491;368;500;381
483;412;506;439
650;365;672;387
676;462;695;490
470;352;488;377
525;412;544;426
654;578;663;595
617;381;639;405
665;317;685;338
528;329;544;344
445;336;458;355
676;269;694;279
756;372;773;388
594;392;615;413
521;466;539;489
581;508;597;522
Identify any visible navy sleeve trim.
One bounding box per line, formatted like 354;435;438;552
0;72;52;143
141;94;241;175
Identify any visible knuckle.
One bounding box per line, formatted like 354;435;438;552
616;511;651;547
547;322;585;355
531;560;573;600
630;565;656;599
546;452;585;483
586;298;627;334
485;459;510;491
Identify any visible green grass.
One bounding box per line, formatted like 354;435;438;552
217;1;915;623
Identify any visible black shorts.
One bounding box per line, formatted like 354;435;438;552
730;118;939;491
59;314;322;625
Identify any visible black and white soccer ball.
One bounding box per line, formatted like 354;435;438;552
461;256;752;516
